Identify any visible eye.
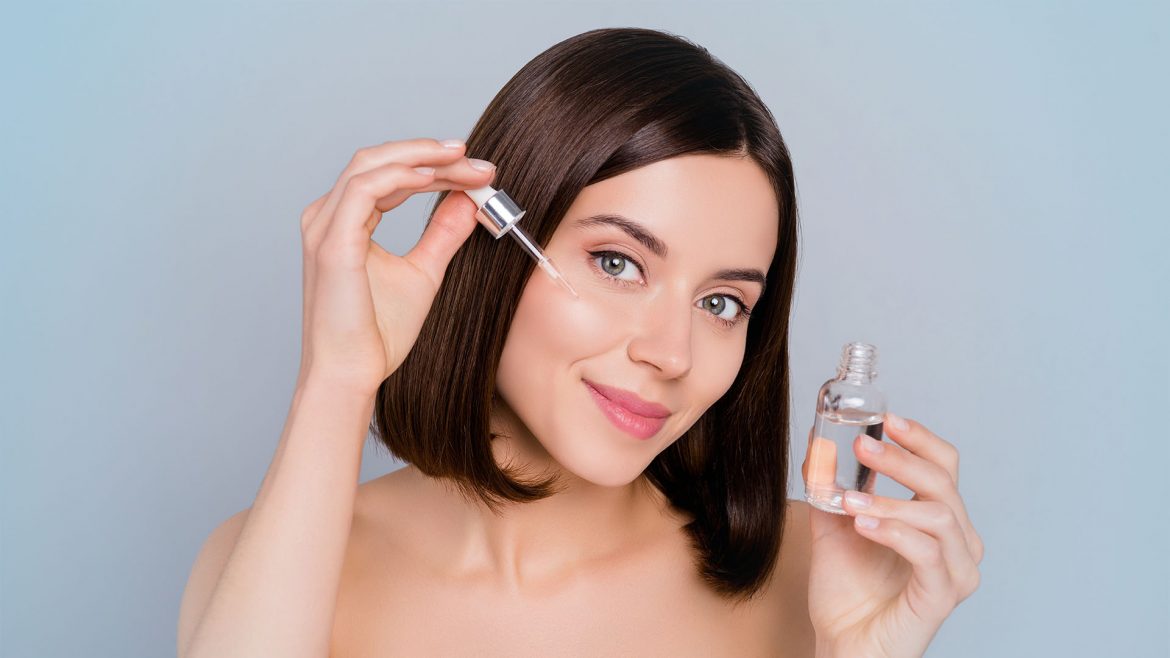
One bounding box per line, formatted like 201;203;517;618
585;250;754;328
699;294;751;328
592;250;642;283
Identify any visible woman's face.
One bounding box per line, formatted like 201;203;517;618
493;153;779;487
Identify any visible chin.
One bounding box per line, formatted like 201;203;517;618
540;428;661;489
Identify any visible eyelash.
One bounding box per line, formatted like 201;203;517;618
585;250;754;328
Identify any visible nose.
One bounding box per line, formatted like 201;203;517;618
626;293;694;379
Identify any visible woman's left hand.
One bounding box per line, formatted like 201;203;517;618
802;412;984;658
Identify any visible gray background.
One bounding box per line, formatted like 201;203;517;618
2;2;1166;656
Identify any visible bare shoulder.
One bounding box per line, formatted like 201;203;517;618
353;466;418;525
346;467;429;560
177;508;251;655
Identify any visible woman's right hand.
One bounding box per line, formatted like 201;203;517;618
296;137;497;396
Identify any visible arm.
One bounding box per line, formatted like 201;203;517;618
177;379;376;658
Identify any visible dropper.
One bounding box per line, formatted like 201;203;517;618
463;184;580;299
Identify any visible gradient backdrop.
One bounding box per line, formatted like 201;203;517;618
2;2;1166;656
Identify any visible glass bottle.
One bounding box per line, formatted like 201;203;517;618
803;342;888;514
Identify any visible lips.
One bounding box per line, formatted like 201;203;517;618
582;379;671;418
583;378;671;441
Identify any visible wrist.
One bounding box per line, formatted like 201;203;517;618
296;367;382;403
293;373;380;420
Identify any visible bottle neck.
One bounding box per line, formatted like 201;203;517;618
836;370;875;384
836;342;878;384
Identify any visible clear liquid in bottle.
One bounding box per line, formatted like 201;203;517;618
803;342;888;515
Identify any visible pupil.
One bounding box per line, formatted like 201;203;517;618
603;256;623;275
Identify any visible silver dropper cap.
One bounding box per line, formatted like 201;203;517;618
464;184;580;299
474;188;525;239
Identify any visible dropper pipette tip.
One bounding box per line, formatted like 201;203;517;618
471;185;580;299
539;258;580;299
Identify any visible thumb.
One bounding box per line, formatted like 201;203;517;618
403;191;481;289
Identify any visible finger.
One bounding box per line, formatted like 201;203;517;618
853;432;954;501
850;515;956;621
369;157;497;216
853;433;983;563
300;192;329;235
401;188;482;290
800;425;813;480
842;492;982;600
803;435;838;489
883;412;960;485
300;192;331;360
879;413;979;559
316;163;437;269
300;192;330;266
306;138;470;236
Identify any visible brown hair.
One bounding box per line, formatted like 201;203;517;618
371;27;799;602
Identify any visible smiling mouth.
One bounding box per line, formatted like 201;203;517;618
583;379;669;440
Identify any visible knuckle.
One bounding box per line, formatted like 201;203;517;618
942;443;960;469
887;524;903;543
923;542;945;567
927;502;956;530
349;147;375;169
385;161;412;176
345;172;380;197
958;570;981;600
300;196;326;229
419;136;454;150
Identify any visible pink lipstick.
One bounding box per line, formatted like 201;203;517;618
583;379;670;440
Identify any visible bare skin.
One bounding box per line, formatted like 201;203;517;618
325;152;814;655
177;146;814;656
329;468;816;657
181;138;981;655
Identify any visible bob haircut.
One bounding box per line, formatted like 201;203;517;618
371;27;799;602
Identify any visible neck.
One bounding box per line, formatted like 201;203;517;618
403;401;680;594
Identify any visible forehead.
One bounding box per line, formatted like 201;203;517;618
563;154;779;268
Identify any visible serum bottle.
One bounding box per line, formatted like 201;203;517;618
803;342;888;514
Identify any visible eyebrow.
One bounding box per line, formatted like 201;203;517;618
571;213;768;294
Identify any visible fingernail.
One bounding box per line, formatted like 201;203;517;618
440;139;464;149
468;158;496;171
413;166;435;175
887;412;909;432
862;434;884;453
856;514;880;529
844;490;871;508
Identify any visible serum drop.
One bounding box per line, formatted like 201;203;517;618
803;342;888;515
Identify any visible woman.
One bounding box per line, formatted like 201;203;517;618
178;27;983;657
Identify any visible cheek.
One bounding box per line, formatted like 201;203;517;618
508;270;615;363
495;271;615;425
